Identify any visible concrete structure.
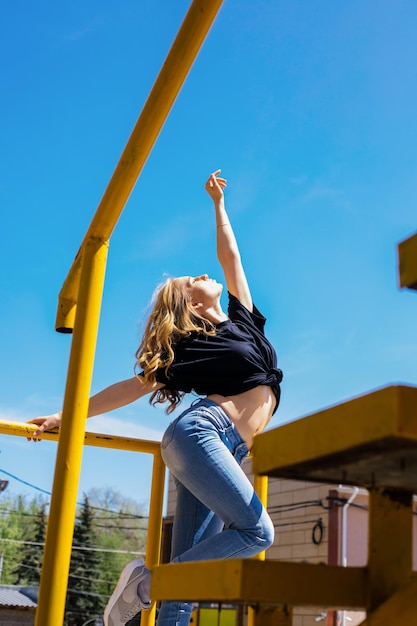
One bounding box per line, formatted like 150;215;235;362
165;449;417;626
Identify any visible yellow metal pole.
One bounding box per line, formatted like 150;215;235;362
35;237;109;626
247;475;292;625
0;419;161;454
367;487;413;611
253;474;269;535
56;0;225;332
248;474;268;626
142;451;166;626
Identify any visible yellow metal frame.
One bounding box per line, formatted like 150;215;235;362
56;0;225;334
251;384;417;491
14;2;226;625
150;385;417;624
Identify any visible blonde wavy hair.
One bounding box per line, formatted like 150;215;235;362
135;277;216;414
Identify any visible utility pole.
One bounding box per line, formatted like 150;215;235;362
0;478;9;582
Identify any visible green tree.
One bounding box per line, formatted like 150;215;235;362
0;495;20;583
65;495;104;626
0;486;148;623
87;487;148;602
0;494;47;584
12;502;47;584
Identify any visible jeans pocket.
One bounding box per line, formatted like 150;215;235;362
161;417;179;450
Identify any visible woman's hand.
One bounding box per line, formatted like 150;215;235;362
205;169;227;202
27;412;62;441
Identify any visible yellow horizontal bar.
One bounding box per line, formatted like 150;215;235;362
252;384;417;487
56;0;224;332
398;231;417;290
0;419;160;455
151;560;368;609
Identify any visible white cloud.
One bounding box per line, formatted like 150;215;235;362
86;414;164;442
0;408;28;422
64;18;104;43
300;182;353;213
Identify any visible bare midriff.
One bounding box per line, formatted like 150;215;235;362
207;385;276;449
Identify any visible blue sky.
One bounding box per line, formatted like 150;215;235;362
1;0;417;513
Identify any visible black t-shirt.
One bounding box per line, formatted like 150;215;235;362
153;293;283;413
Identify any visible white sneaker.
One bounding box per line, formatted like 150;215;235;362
103;558;151;626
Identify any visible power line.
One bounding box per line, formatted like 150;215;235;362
0;508;148;527
0;537;144;556
0;468;52;497
0;468;148;518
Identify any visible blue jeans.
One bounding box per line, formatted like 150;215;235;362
156;399;275;626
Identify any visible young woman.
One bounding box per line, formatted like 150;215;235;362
29;170;283;626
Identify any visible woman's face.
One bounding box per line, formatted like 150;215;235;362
176;275;223;308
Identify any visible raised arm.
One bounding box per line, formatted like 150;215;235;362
28;376;162;439
205;169;252;311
